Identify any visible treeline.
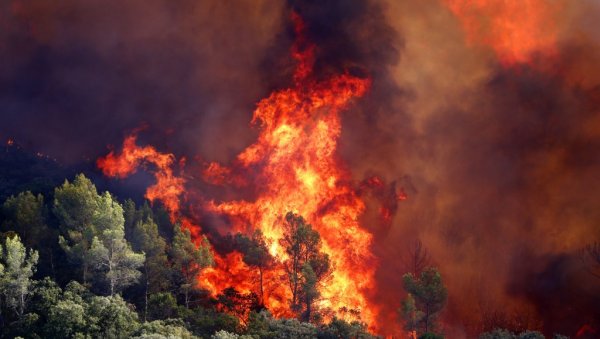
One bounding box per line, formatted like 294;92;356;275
0;173;573;338
0;174;373;339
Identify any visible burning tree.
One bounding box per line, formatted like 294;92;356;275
170;226;213;309
235;229;274;306
280;212;330;323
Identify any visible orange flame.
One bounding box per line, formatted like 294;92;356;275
443;0;561;65
97;134;186;219
98;13;381;330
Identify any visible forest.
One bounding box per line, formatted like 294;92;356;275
0;148;577;339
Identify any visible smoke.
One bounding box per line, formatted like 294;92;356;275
337;0;600;336
2;0;600;337
0;0;283;163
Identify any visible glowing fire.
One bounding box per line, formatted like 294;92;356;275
98;13;379;328
443;0;561;65
97;134;186;219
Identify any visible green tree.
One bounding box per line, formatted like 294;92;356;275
317;317;375;339
44;281;90;338
401;267;447;336
186;306;240;338
400;293;421;333
171;225;214;308
2;191;57;278
147;292;181;321
54;174;103;284
279;212;330;322
24;277;62;336
123;199;154;242
133;319;197;339
46;296;88;338
86;294;141;338
88;191;145;296
235;229;273;305
131;217;171;319
0;235;39;317
89;226;145;296
267;317;318;339
2;191;48;249
246;310;272;338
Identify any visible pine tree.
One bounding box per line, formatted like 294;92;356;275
235;229;273;305
2;191;57;277
171;225;213;308
280;212;330;322
88;192;144;296
53;174;102;284
401;267;447;336
0;235;39;317
130;216;171;319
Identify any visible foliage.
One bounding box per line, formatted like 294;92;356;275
401;267;447;336
2;191;49;249
268;317;318;338
186;306;240;338
317;317;375;339
235;230;273;305
86;294;141;338
133;319;197;339
147;292;181;321
54;174;104;284
0;234;39;317
171;226;213;308
89;222;145;296
280;212;330;322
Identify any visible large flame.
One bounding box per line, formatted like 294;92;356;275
98;13;382;329
443;0;562;65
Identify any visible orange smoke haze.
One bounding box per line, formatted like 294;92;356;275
442;0;562;65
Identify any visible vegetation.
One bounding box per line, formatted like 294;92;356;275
0;173;563;338
280;212;330;323
400;267;447;337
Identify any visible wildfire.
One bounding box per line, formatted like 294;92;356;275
97;134;186;220
443;0;561;65
98;12;380;329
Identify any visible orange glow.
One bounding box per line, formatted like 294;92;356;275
97;134;185;219
202;13;377;326
443;0;561;65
